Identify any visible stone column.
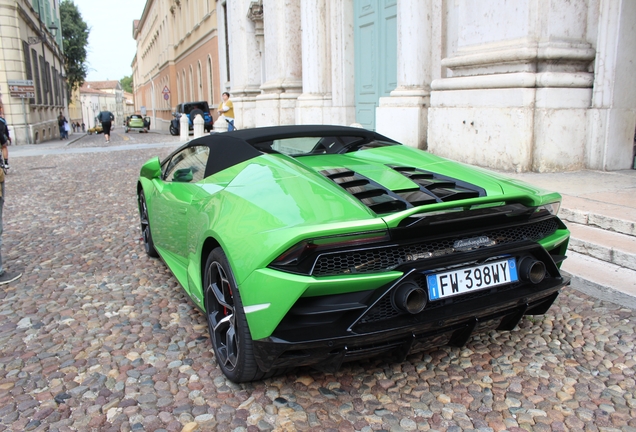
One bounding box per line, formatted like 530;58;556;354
329;0;356;126
376;0;432;148
428;0;596;172
255;0;302;126
296;0;332;125
223;0;263;129
587;0;636;170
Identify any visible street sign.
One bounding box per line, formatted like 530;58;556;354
162;86;170;95
163;93;169;100
8;79;35;98
8;79;34;86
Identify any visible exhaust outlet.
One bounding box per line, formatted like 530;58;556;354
518;257;546;284
391;282;427;314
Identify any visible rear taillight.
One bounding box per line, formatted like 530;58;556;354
273;231;390;267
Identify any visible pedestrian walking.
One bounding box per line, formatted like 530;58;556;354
0;112;11;170
218;92;235;131
0;119;21;285
71;122;76;133
63;120;70;139
81;122;85;132
97;107;114;143
57;112;67;140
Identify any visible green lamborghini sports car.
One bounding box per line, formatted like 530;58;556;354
137;125;570;382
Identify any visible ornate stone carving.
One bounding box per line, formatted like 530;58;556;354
247;1;264;50
247;1;263;23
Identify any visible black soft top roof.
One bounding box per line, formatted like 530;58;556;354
164;125;399;177
217;124;395;144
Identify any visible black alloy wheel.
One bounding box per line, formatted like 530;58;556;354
138;191;159;258
204;248;264;383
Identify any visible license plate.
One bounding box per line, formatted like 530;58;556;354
427;258;518;301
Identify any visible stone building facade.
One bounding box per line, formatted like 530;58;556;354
132;0;221;132
129;0;635;171
217;0;635;172
0;0;66;144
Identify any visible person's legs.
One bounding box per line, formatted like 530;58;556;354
1;145;7;168
227;119;235;131
102;122;112;143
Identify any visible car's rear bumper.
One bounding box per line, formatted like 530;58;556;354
252;273;568;372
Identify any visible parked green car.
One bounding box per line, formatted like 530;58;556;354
125;114;150;133
137;125;571;382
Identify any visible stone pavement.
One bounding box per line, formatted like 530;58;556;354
0;136;635;431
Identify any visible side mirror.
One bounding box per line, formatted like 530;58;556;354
140;157;161;180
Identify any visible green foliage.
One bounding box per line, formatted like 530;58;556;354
120;75;133;93
60;0;90;94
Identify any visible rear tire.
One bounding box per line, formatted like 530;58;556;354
204;248;273;383
138;191;159;258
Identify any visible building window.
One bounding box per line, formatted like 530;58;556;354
52;68;59;106
182;70;186;103
176;74;180;103
40;56;48;105
22;41;35;104
198;61;203;100
189;66;193;101
207;56;214;105
32;50;41;104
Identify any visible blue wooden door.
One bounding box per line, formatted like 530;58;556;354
354;0;397;130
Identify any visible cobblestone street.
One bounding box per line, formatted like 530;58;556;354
0;136;635;431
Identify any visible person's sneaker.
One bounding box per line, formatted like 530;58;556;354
0;271;22;285
4;162;9;169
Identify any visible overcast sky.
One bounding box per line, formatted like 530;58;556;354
74;0;147;82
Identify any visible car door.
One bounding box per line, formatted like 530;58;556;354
150;145;210;263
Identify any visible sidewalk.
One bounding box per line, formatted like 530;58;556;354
10;132;177;157
507;169;636;308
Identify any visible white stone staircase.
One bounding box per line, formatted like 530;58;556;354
559;196;636;307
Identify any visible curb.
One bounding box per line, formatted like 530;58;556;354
565;271;636;310
64;134;87;146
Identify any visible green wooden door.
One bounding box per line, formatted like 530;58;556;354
354;0;397;130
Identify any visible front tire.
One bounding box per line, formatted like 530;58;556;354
169;124;179;136
138;191;159;258
204;248;266;383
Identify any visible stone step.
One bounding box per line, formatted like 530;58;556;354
566;222;636;271
561;251;636;309
560;196;636;237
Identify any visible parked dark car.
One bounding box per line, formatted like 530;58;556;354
170;101;213;135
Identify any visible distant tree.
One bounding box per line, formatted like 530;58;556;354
120;75;133;93
60;0;90;94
